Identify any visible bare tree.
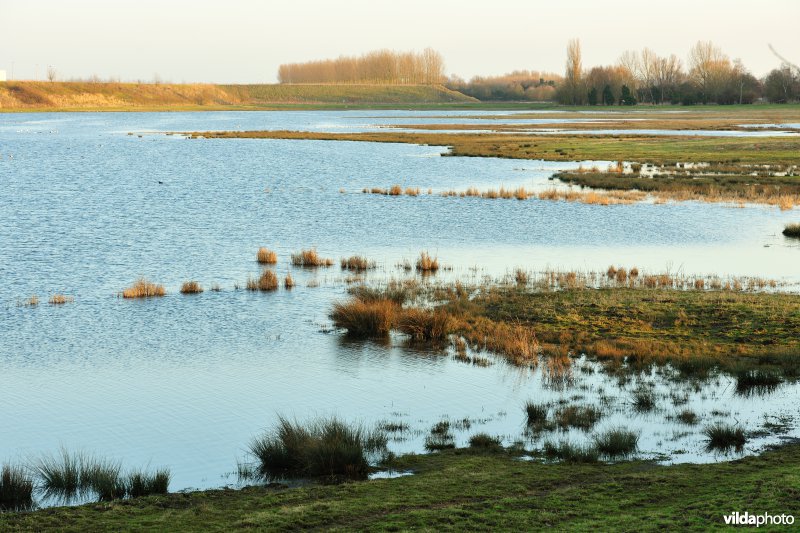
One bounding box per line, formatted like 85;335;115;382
46;65;57;82
563;38;584;105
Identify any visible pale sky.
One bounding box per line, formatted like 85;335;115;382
1;0;798;83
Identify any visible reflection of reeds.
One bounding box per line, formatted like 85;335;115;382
122;278;165;299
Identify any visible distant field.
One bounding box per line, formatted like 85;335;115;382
0;82;476;111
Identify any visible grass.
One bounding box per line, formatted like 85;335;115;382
0;464;34;512
256;247;278;264
18;295;39;307
48;294;74;305
396;308;453;341
340;255;374;271
247;416;387;482
179;281;203;294
0;82;474;112
124;469;171;499
676;409;699;425
284;274;295;289
424;422;456;451
784;223;800;237
734;368;783;394
121;278;165;299
525;402;549;427
704;423;747;451
4;444;800;530
631;388;657;412
542;440;599;463
468;433;502;450
330;298;397;337
415;251;439;272
291;248;333;267
246;270;279;291
592;428;639;458
553;405;603;430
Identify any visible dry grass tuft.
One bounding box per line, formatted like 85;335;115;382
340;255;374;271
256;247;278;264
122;278;166;299
389;184;403;196
291;248;334;267
247;270;279;291
180;281;203;294
416;251;440;272
330;299;397;337
397;308;453;341
48;294;74;305
284;274;295;289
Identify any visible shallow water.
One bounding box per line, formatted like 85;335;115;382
1;111;798;493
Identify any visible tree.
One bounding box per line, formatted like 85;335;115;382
764;67;797;103
46;65;57;82
602;84;615;106
619;85;637;105
560;38;585;105
587;87;598;105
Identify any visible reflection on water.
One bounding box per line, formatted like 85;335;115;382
1;111;798;492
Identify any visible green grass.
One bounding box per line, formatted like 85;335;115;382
3;445;800;530
703;423;747;452
247;417;387;482
468;433;502;450
542;440;600;463
0;464;34;512
593;428;639;458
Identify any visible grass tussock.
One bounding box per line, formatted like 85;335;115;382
291;248;334;267
340;256;374;271
1;464;34;512
783;223;800;238
121;278;165;299
247;270;279;291
542;440;599;463
256;247;278;264
735;368;782;394
425;421;456;451
525;402;549;427
703;423;746;451
396;308;453;341
248;416;387;482
284;274;295;289
125;469;171;499
631;388;657;412
330;298;397;337
676;410;699;425
593;428;639;458
468;433;502;450
415;252;440;273
179;281;203;294
48;294;74;305
554;405;603;430
19;295;40;307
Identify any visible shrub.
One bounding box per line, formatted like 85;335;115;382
0;464;34;511
248;417;386;482
256;247;278;264
121;278;165;298
330;298;396;337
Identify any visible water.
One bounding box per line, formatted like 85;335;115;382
1;111;799;492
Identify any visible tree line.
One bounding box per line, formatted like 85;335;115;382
277;48;445;84
556;39;799;105
445;70;561;101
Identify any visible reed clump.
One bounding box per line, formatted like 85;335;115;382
247;416;387;482
468;433;502;450
291;248;334;267
121;278;165;299
247;270;279;291
1;464;34;512
340;255;374;271
48;294;74;305
330;298;397;337
396;308;453;341
554;405;603;430
284;274;295;289
525;402;549;427
593;428;639;458
256;247;278;264
180;281;203;294
703;423;746;451
784;223;800;238
415;251;440;272
542;440;599;463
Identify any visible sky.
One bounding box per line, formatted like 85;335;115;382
1;0;798;83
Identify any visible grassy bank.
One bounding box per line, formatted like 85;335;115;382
3;444;799;530
0;82;475;112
